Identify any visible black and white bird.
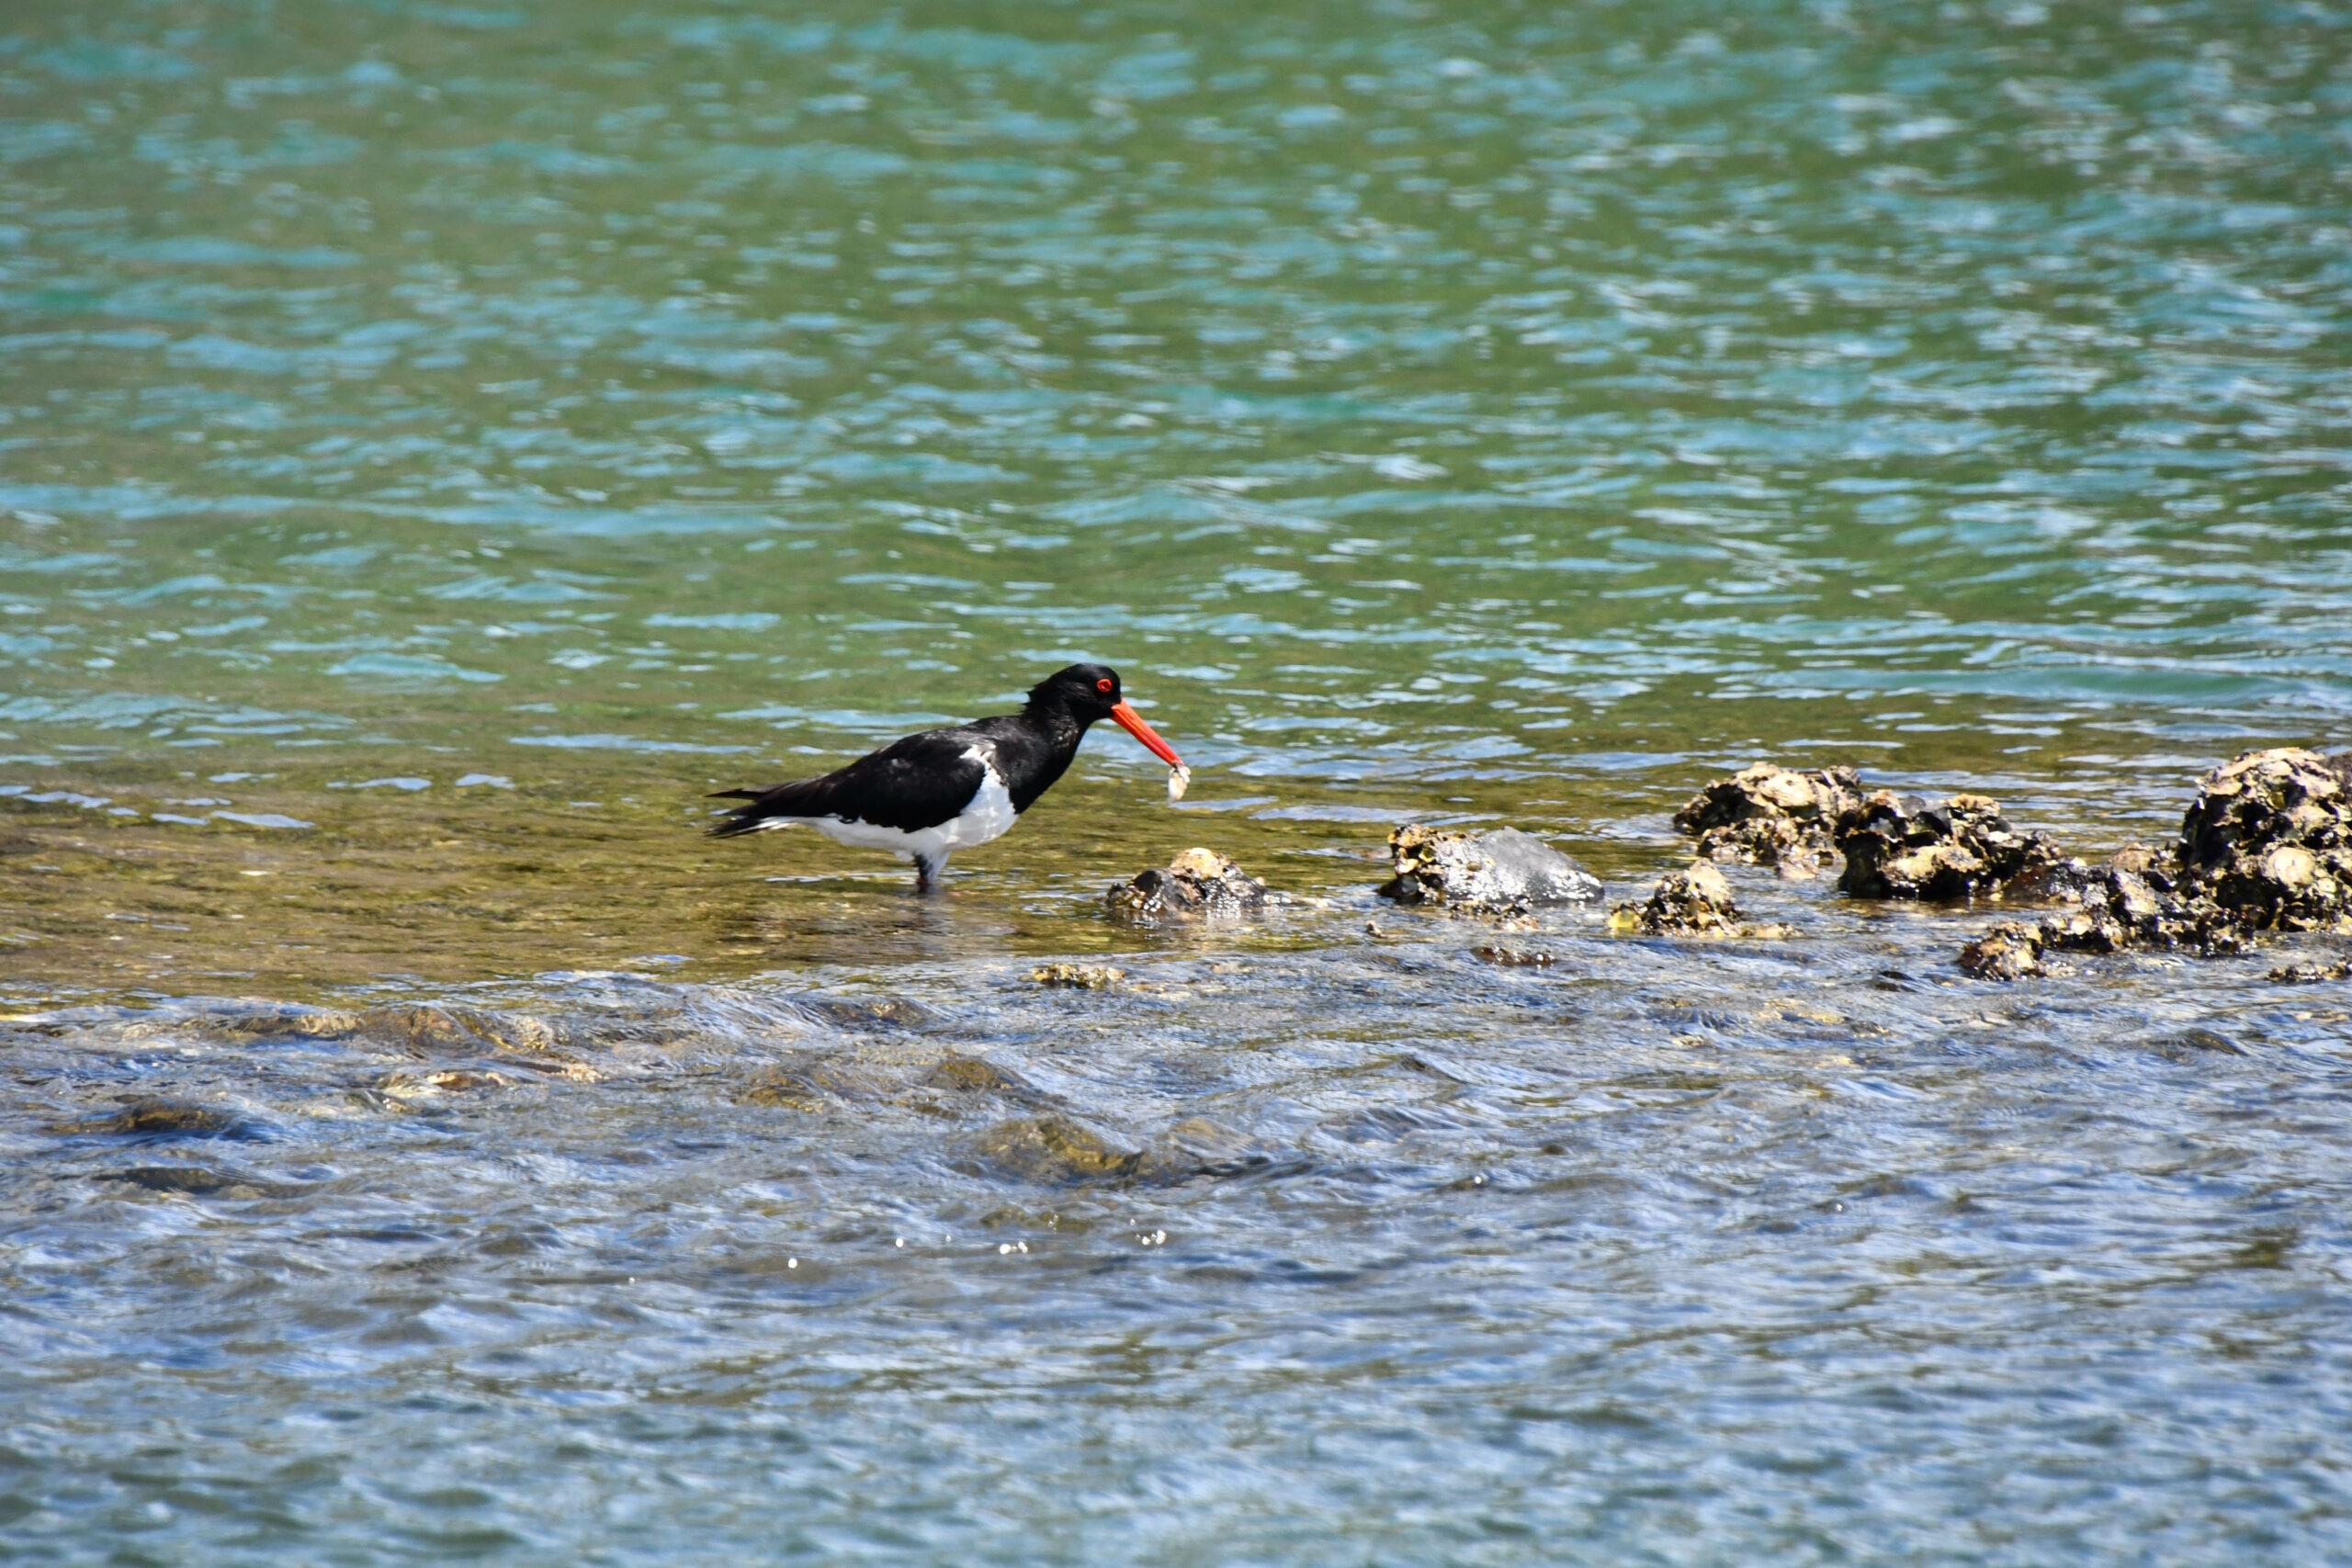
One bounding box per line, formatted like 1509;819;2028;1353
706;663;1186;891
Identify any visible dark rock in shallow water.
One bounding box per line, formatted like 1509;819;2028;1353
51;1099;268;1140
1610;861;1765;937
99;1165;313;1199
2270;959;2350;983
1835;791;2063;900
1675;762;1864;870
1957;920;2055;981
1472;945;1555;967
974;1115;1141;1184
1107;848;1270;925
2177;748;2352;932
922;1055;1041;1097
1378;825;1603;914
1959;749;2352;979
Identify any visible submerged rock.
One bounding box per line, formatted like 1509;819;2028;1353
51;1099;266;1139
1471;945;1555;967
1106;847;1269;925
974;1115;1142;1184
1031;964;1125;989
2270;959;2350;983
1611;861;1744;936
1835;791;2063;900
1675;762;1864;869
98;1165;313;1199
739;1056;896;1110
921;1055;1040;1097
1377;825;1603;915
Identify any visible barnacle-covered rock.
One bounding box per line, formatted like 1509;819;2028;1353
1378;825;1603;915
1957;920;2052;981
1610;861;1743;936
1106;847;1269;925
1031;964;1125;989
1835;791;2063;900
2176;748;2352;931
1674;762;1864;868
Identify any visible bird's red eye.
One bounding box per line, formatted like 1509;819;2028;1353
1095;677;1114;693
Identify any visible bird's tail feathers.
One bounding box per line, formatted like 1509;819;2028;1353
703;777;822;838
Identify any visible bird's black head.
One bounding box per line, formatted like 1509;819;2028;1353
1024;661;1186;768
1026;661;1124;721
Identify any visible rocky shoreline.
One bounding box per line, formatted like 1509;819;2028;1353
1096;747;2352;984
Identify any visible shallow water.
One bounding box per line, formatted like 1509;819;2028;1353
4;0;2352;1561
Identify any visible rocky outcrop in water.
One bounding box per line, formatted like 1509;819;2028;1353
1377;825;1603;915
1674;763;1863;874
1955;919;2052;981
1609;861;1759;937
2177;748;2352;931
1105;847;1269;925
1835;791;2063;900
1960;748;2352;980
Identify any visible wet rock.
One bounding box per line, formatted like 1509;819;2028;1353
2143;1027;2248;1060
921;1055;1040;1097
2007;856;2106;902
1610;861;1743;936
1106;847;1270;925
2176;748;2352;931
1472;945;1555;967
1377;825;1603;915
220;1008;367;1042
1962;856;2252;980
375;1006;490;1055
740;1056;894;1110
1962;750;2352;979
51;1099;266;1139
2270;960;2350;983
1031;963;1125;989
98;1166;314;1199
2109;841;2176;880
795;998;935;1031
1957;921;2052;981
1674;762;1865;867
1835;791;2063;900
1134;1116;1298;1184
378;1067;518;1095
975;1115;1141;1184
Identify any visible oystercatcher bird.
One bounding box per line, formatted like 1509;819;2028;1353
706;662;1185;890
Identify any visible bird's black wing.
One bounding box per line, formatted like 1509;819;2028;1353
706;727;991;838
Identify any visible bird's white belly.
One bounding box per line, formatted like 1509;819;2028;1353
763;757;1018;863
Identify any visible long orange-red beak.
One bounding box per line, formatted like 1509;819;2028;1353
1109;700;1184;769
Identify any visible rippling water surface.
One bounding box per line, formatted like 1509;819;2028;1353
4;0;2351;1560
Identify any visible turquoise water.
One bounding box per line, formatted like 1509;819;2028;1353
4;0;2352;1561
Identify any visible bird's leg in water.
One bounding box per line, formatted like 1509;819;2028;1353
915;851;950;892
